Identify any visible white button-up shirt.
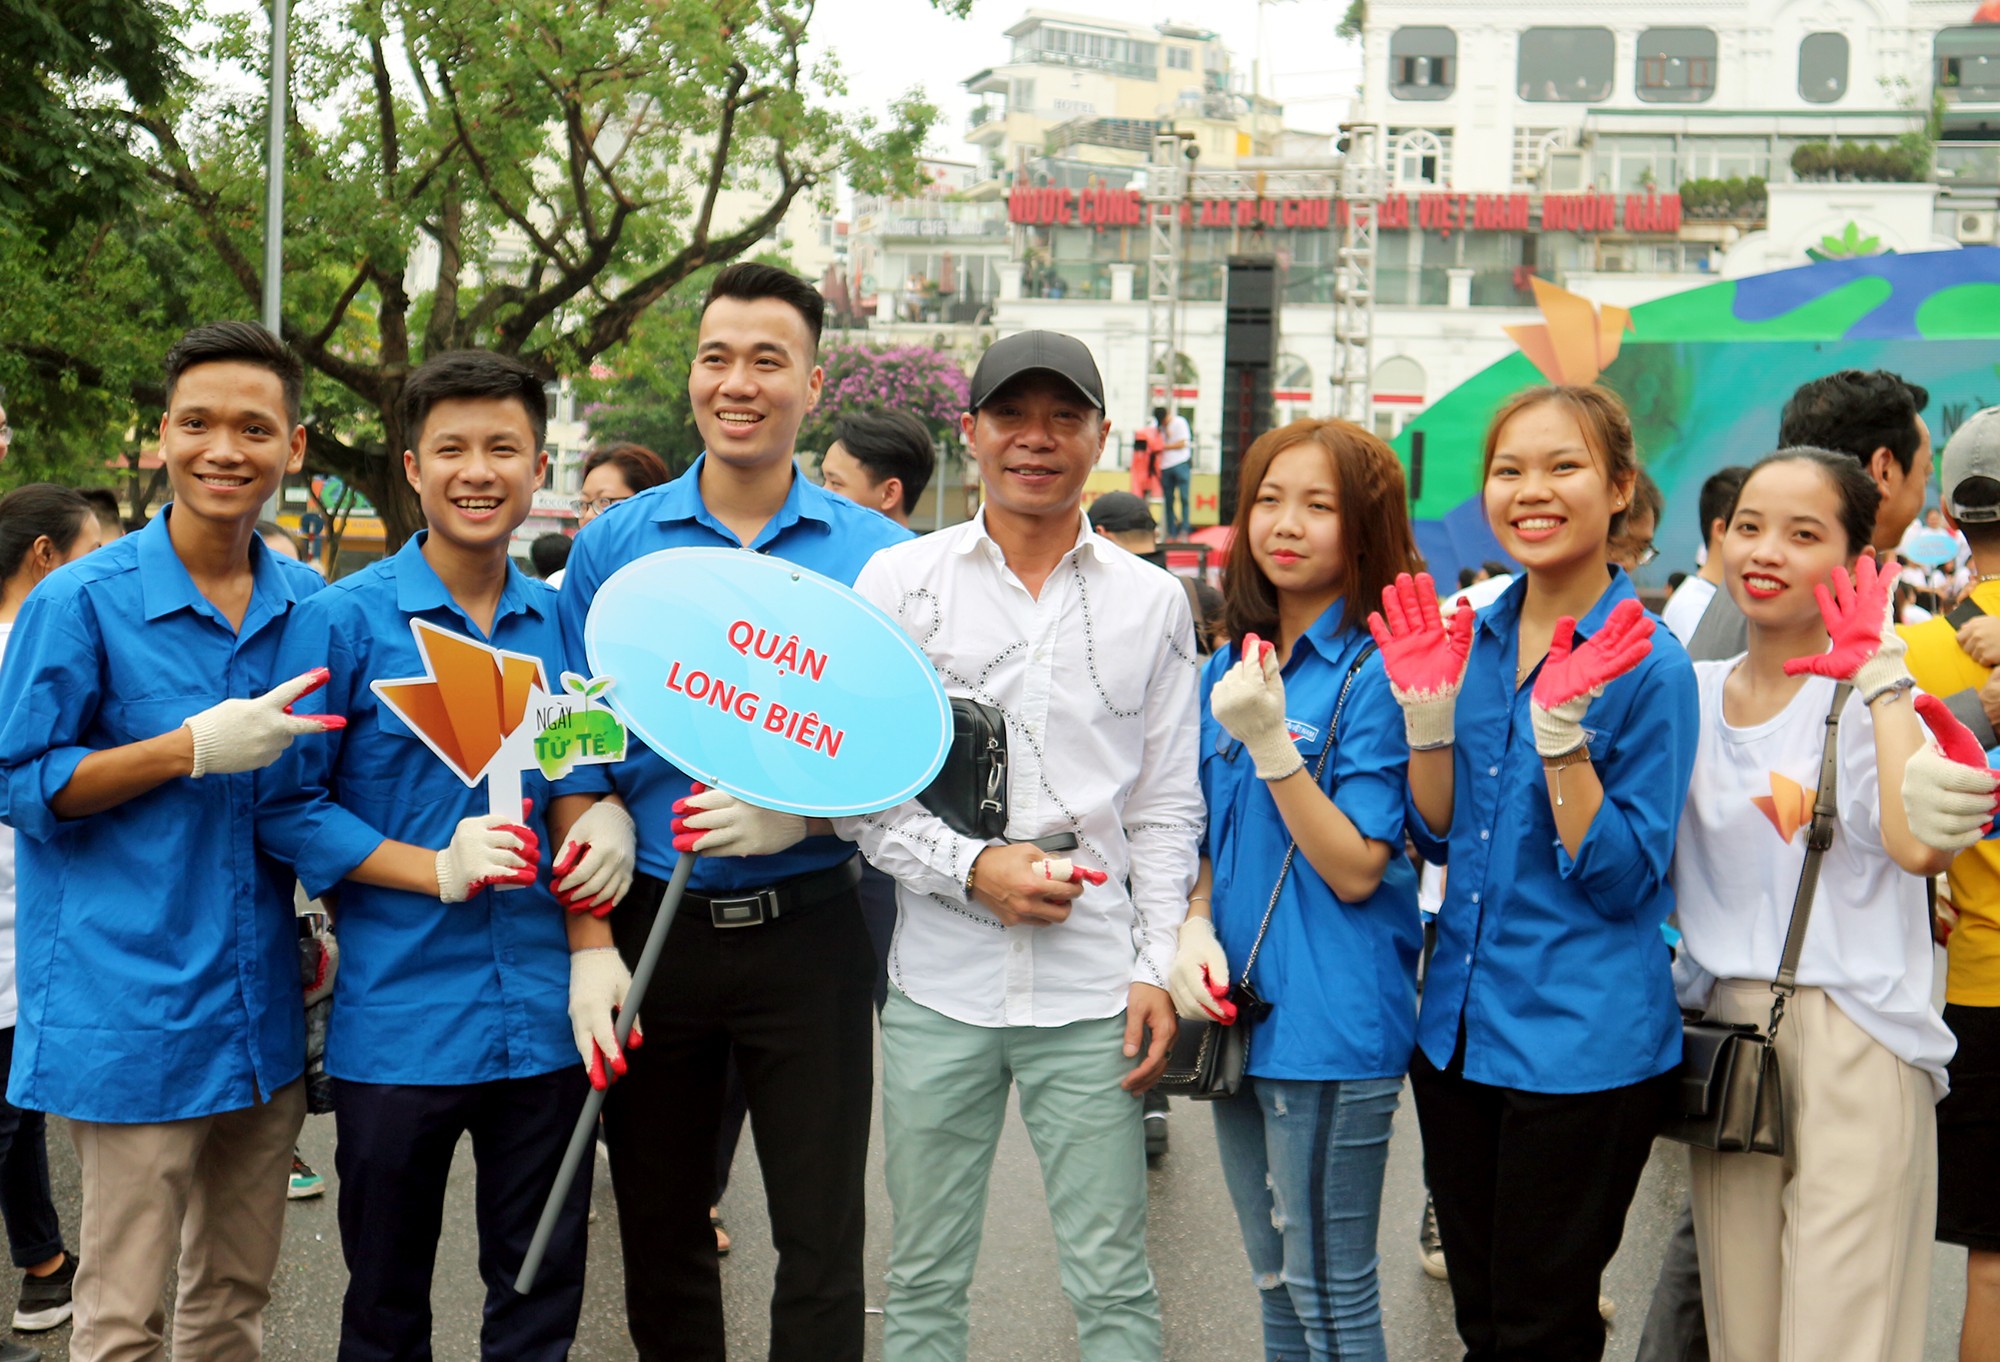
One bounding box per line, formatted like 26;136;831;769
839;511;1204;1028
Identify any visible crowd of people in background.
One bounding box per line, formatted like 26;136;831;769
0;261;1994;1362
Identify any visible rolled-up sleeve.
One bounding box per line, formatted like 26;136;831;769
1329;661;1409;851
255;604;388;897
1122;597;1204;989
1554;652;1699;918
0;593;104;844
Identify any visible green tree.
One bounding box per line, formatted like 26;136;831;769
7;0;940;544
0;0;180;238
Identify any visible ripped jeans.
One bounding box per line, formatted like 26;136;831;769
1211;1075;1402;1362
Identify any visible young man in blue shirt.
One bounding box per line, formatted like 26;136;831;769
555;262;911;1362
0;321;339;1361
258;351;639;1361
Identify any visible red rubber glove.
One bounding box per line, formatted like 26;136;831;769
1783;554;1911;702
437;797;540;902
1026;857;1110;887
1530;598;1655;757
1367;572;1475;750
1904;693;2000;851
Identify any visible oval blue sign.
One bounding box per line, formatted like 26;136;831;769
584;547;951;818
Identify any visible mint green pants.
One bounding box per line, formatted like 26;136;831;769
881;988;1163;1362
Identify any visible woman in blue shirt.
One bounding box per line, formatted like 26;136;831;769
1368;385;1698;1362
1168;418;1423;1362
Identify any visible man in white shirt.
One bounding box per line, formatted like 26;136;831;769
842;331;1202;1362
1661;465;1748;646
1151;404;1193;538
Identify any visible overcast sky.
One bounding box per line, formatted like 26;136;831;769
806;0;1365;160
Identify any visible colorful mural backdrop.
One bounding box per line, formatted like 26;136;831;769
1394;247;2000;588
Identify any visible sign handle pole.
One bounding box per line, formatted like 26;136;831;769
514;848;695;1295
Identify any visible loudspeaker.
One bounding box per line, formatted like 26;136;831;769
1219;255;1280;524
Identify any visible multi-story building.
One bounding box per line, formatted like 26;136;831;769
963;9;1282;182
975;0;2000;524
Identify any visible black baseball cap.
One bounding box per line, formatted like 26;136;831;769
1088;491;1156;534
967;331;1105;413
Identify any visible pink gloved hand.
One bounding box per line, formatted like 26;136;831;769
552;800;637;916
1026;856;1110;887
436;797;540;902
1167;916;1237;1023
183;667;347;777
1783;554;1911;703
1904;693;2000;852
671;782;806;857
1530;598;1655;757
1367;572;1475;750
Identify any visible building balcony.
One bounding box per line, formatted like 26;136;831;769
1010;47;1155;82
1938;141;2000;186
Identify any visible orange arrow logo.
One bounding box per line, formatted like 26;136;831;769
371;620;549;786
1751;771;1814;843
1504;277;1634;386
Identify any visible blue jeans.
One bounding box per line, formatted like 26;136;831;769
1159;461;1192;537
1212;1075;1401;1362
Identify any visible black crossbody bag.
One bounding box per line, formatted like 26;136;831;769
918;697;1010;841
1156;645;1374;1100
1663;682;1849;1156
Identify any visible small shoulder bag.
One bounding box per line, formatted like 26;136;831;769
1663;682;1850;1156
1156;643;1375;1101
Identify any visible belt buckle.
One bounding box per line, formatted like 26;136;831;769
710;890;776;928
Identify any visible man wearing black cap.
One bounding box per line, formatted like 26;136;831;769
836;331;1204;1362
1089;491;1222;659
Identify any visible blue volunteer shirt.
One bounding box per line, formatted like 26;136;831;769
1411;569;1697;1094
0;510;322;1123
557;454;913;891
257;534;578;1085
1200;602;1420;1080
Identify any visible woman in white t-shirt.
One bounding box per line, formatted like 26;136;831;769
1673;448;1954;1362
0;483;101;1333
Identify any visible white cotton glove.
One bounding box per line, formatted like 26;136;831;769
1026;856;1108;886
1167;917;1237;1023
552;800;638;916
436;800;540;903
1904;694;2000;852
1211;633;1303;781
671;782;807;857
1367;573;1475;751
182;667;346;777
568;947;641;1091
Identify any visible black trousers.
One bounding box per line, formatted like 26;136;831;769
606;869;876;1362
0;1027;62;1269
1412;1046;1672;1362
333;1069;591;1362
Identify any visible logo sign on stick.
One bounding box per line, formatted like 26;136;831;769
584;548;950;817
371;619;627;821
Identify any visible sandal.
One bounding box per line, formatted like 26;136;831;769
711;1207;731;1256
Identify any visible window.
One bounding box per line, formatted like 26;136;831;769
1391;28;1456;101
1512;127;1570;188
1394;129;1451;187
1602;135;1676;192
1799;32;1848;103
1167;46;1192;70
1009;79;1035;112
1938;27;2000;100
1636;29;1717;103
1519;28;1614;102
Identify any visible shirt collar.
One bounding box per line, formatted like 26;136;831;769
1294;597;1364;663
650;453;834;550
952;506;1116;563
137;505;295;624
1476;565;1636;642
391;531;547;630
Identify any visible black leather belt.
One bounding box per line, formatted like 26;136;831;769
684;855;863;928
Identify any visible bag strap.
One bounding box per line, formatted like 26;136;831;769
1239;642;1377;984
1767;680;1853;1037
1946;596;1989;631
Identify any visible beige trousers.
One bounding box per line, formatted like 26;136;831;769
68;1079;306;1362
1689;982;1935;1362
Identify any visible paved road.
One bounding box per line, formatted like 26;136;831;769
0;1068;1972;1361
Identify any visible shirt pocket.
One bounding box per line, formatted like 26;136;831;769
95;696;208;749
